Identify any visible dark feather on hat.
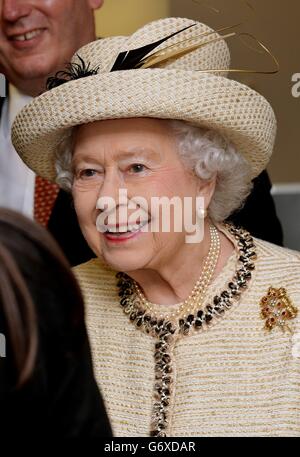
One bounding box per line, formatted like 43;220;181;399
110;23;196;71
46;55;100;90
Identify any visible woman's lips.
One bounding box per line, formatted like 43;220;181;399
102;221;149;243
8;28;46;50
104;230;142;243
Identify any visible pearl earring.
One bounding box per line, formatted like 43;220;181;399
197;207;207;219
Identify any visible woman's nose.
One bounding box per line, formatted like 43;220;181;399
96;169;125;207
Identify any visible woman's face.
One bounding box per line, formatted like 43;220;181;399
72;118;212;272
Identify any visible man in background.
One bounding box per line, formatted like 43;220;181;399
0;0;283;267
0;0;103;265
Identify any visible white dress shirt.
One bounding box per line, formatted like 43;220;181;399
0;84;35;217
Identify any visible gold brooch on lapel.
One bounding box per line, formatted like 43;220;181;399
260;287;298;332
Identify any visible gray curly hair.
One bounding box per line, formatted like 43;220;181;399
55;119;253;222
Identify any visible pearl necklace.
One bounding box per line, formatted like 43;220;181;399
132;224;220;321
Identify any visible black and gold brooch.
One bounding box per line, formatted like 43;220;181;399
260;287;298;332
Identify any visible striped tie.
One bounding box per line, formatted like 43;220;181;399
34;175;59;227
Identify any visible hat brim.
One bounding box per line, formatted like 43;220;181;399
12;69;276;182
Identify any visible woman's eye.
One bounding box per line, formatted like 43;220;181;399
129;164;146;174
78;169;100;179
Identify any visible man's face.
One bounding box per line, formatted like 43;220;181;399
0;0;103;90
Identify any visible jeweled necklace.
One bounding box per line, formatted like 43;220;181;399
133;224;220;321
116;224;257;437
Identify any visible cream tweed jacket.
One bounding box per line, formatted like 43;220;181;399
74;236;300;437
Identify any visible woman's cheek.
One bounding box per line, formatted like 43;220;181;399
73;183;97;211
147;172;187;197
72;189;82;214
72;193;90;227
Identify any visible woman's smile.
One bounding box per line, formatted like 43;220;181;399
101;220;150;244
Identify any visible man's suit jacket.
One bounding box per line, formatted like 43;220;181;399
0;95;283;266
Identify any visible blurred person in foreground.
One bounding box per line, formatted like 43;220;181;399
0;208;112;437
11;18;300;436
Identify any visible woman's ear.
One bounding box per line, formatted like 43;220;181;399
197;175;217;210
88;0;104;11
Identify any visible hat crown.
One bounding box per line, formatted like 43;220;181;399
72;17;230;76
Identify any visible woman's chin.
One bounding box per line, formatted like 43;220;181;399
102;251;149;273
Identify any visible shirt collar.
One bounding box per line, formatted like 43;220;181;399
8;84;32;127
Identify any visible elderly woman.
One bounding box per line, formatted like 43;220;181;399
12;18;300;437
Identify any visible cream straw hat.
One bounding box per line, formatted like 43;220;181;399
11;17;276;182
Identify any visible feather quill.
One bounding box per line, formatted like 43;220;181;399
138;23;242;69
139;32;236;69
110;24;197;72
